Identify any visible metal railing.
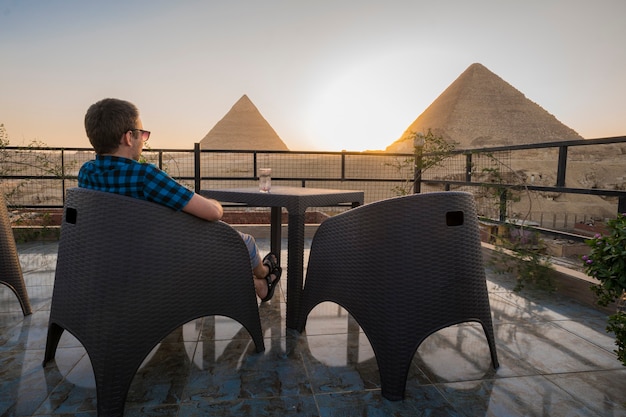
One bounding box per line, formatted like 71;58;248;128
418;136;626;215
1;136;625;239
0;145;414;209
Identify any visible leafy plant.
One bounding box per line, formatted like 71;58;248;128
489;225;555;292
469;151;555;292
582;213;626;366
606;311;626;366
472;152;522;221
1;124;73;240
388;129;455;195
583;213;626;306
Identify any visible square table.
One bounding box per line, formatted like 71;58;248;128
200;186;364;329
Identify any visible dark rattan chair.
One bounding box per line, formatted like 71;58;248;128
0;195;32;316
297;191;499;400
43;188;264;417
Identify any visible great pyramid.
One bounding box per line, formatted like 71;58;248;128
386;63;583;152
200;95;289;150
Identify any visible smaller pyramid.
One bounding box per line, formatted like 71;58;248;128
386;63;582;152
200;95;289;150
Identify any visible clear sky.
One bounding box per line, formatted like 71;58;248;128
1;0;624;151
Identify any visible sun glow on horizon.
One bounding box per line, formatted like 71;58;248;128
302;46;459;152
304;57;411;151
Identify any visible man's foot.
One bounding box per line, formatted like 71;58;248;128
260;253;282;302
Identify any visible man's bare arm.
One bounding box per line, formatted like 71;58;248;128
182;193;224;221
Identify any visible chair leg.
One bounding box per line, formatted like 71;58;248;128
42;323;64;366
0;280;32;316
373;321;499;401
16;289;33;316
92;363;139;417
379;364;411;400
482;323;500;369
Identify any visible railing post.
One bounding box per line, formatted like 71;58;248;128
413;136;424;194
253;151;258;179
194;143;201;193
465;153;472;182
499;190;507;222
556;145;568;187
61;149;66;206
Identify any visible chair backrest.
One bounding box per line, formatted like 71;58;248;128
0;194;31;315
45;187;264;417
303;191;488;325
298;191;498;400
50;187;260;340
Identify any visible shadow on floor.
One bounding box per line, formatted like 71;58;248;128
1;240;625;416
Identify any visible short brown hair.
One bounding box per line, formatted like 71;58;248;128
84;98;139;154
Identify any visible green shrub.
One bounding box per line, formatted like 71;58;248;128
583;213;626;366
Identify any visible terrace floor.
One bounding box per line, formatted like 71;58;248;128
1;239;626;417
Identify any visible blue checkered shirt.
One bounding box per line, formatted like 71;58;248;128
78;155;194;211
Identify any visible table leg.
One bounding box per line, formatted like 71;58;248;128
286;212;305;329
270;207;282;264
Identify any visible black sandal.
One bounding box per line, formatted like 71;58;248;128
261;253;282;302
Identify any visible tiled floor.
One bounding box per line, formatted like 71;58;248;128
1;240;626;417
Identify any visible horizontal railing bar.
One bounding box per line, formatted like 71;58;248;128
449;136;626;154
421;180;626;197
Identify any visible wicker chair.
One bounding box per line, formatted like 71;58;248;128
43;188;264;417
0;195;32;316
297;192;499;400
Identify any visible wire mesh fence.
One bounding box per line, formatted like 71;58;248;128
2;137;625;232
0;147;414;210
419;142;625;230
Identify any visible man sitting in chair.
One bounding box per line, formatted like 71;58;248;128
78;98;281;302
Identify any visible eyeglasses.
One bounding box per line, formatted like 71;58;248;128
129;129;151;142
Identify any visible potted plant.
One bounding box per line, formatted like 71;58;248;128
582;212;626;366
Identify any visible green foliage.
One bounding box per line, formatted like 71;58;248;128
583;213;626;306
468;151;553;292
0;123;8;147
409;129;456;172
1;125;75;205
583;213;626;366
13;225;60;243
138;144;153;164
607;312;626;366
489;225;555;292
137;145;176;175
389;129;455;195
474;153;523;220
1;124;74;241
